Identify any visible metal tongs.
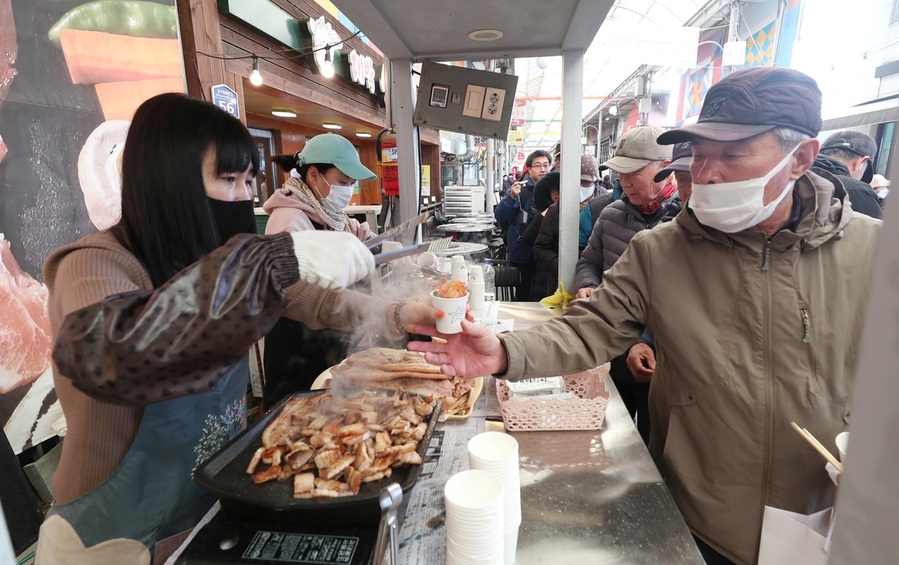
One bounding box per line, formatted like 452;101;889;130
373;482;403;565
373;237;452;265
366;212;430;249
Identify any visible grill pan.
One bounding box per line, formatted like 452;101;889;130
193;390;441;527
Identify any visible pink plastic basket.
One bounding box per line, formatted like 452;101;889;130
495;365;610;431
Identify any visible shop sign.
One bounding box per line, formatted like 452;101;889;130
348;49;377;95
473;136;487;147
511;98;527;126
514;150;526;171
508;128;524;144
307;16;343;77
421;165;431;190
211;84;239;119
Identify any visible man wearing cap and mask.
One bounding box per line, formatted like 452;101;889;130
811;130;883;218
408;67;882;564
624;141;696;389
571;126;681;443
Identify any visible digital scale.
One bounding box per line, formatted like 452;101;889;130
176;514;379;565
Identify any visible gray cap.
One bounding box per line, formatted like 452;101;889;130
599;126;672;174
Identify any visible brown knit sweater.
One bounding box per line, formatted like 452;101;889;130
43;231;391;504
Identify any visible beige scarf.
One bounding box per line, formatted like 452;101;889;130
285;177;348;232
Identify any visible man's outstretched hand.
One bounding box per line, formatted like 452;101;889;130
407;320;507;377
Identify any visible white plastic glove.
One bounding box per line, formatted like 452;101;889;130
290;231;375;290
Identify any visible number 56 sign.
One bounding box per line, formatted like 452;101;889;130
211;84;240;119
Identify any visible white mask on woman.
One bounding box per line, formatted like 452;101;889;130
688;145;799;233
580;186;595;202
318;179;355;216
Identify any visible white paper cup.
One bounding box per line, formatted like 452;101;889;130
469;264;484;283
468;432;519;463
835;431;849;462
417;251;437;268
503;526;519;565
432;290;469;334
469;282;485;311
444;469;504;512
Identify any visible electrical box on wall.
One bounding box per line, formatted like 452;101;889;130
414;62;519;139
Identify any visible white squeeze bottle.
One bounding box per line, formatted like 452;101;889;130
483;259;496;302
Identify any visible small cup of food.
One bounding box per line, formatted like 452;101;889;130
431;280;469;334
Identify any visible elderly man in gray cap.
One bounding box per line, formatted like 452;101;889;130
409;67;881;565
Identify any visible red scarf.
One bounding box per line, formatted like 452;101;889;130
639;180;676;215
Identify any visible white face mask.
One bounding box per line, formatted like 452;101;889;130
580;186;595;202
688;145;799;233
317;177;355;216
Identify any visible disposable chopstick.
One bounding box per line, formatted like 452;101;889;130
790;421;844;473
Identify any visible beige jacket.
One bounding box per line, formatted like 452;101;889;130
500;171;881;564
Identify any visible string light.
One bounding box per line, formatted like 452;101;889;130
321;50;335;78
249;55;263;86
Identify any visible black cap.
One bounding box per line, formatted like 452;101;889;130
653;142;692;182
658;67;822;145
820;131;877;183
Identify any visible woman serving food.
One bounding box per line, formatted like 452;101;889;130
35;94;433;564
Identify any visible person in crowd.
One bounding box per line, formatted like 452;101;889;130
551;151;561;171
408;67;881;565
611;177;623;200
812;130;883;219
574;126;680;299
519;170;560;299
625;141;694;385
871;173;890;204
502;173;513;194
601;174;613;191
578;156;615;255
495;149;552;301
261;134;377;409
572;126;679;443
36;93;434;564
535;154;612;296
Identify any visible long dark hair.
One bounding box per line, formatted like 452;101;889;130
111;93;259;287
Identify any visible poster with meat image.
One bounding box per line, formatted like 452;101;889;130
0;0;184;454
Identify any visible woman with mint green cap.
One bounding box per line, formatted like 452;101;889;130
261;133;384;408
263;132;377;239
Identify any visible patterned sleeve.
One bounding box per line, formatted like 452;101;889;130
51;234;299;405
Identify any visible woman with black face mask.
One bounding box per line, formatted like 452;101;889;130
36;93;437;564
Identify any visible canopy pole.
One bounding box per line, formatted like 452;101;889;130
558;48;585;292
390;58;421;242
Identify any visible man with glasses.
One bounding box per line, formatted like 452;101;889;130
495;149;552;300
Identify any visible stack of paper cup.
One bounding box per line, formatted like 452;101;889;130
468;265;485;311
450;255;468;282
444;470;505;565
468;432;521;565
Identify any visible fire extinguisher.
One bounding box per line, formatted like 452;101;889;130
376;129;399;197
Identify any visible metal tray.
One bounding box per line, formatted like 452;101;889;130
193;390;440;524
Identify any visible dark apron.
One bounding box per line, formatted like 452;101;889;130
46;357;249;551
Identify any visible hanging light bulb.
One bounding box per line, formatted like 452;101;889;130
249;55;263;86
608;104;618;116
321;49;335;79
